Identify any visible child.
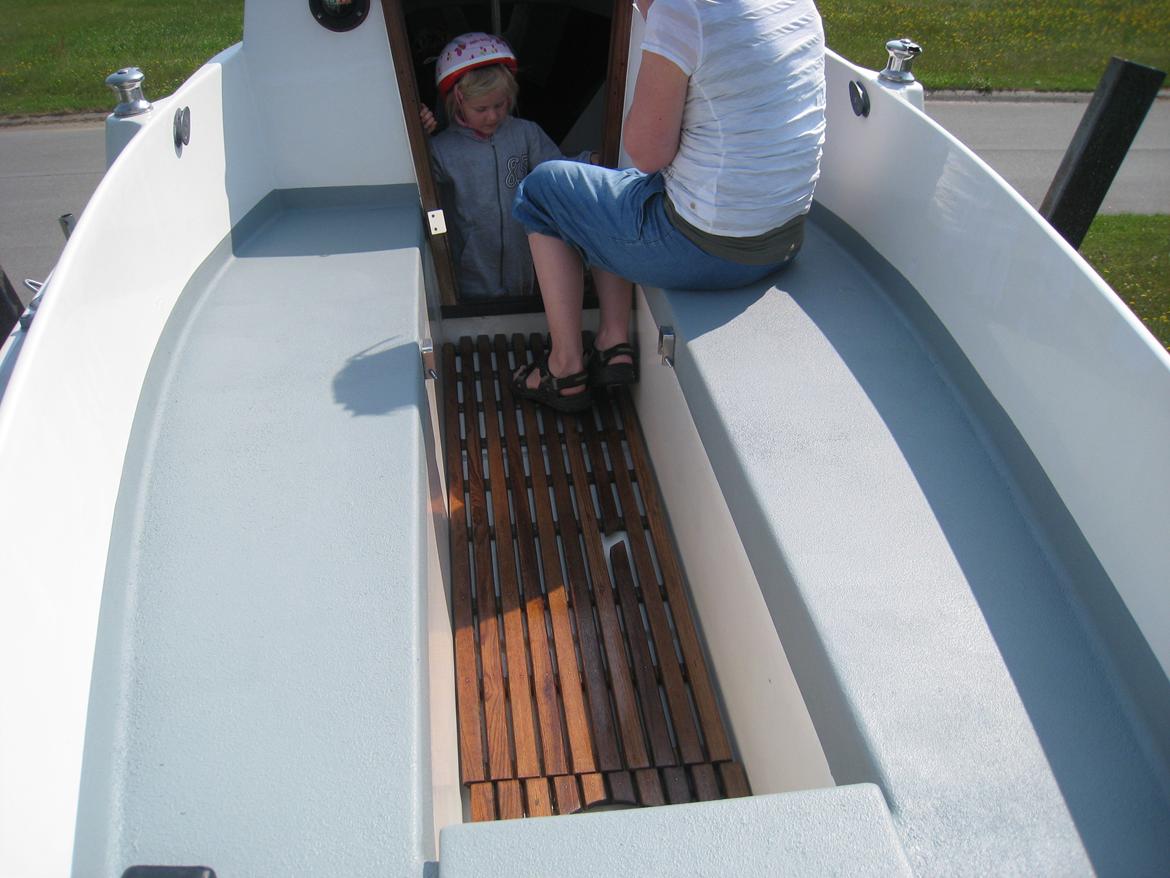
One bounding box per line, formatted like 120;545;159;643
420;33;595;301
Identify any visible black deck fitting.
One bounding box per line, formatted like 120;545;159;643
1;265;24;339
1040;57;1165;250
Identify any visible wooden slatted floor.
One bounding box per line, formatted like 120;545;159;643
443;334;751;821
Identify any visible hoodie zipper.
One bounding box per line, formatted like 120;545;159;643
491;140;504;293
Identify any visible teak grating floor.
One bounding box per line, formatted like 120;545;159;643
443;334;750;821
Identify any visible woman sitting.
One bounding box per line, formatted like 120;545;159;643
511;0;827;411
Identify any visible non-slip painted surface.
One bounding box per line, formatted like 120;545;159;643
72;192;435;876
641;208;1170;876
441;785;911;877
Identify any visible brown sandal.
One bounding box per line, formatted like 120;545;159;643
512;354;594;413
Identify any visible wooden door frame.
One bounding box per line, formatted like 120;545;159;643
380;0;460;307
601;0;634;167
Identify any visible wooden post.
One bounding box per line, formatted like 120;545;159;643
379;0;460;305
601;0;635;167
1040;57;1165;249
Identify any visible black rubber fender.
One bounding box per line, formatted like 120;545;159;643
0;263;24;339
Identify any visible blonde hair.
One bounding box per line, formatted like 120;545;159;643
444;64;518;125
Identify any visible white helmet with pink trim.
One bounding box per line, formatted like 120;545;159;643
435;32;518;98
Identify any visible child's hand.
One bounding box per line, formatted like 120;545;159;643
419;104;438;135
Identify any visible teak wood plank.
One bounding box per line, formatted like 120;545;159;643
442;344;485;784
470;783;496;822
580;407;623;534
663;766;692;804
719;762;752;798
692;764;721;801
618;389;733;762
497;779;525;820
634;768;666;806
492;335;570;777
530;335;622;772
606;771;637;805
476;336;540;778
553;775;582;814
511;334;596;775
562;414;651;769
598;400;705;763
459;338;512;780
580;773;608;809
609;542;676;766
601;0;634;168
525;778;554;817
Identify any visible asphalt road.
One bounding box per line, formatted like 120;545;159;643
928;96;1169;214
1;122;106;303
1;95;1167;304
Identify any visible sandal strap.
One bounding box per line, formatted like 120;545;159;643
548;367;589;391
513;360;540;383
595;342;636;365
518;353;589;394
535;350;590;392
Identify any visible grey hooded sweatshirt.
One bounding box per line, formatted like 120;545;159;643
429;115;584;300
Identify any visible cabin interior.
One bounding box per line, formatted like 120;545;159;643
396;0;629;314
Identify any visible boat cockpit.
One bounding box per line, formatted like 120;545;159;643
2;1;1169;875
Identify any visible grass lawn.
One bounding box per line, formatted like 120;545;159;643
1081;215;1170;351
0;0;243;116
2;1;1169;116
818;0;1169;91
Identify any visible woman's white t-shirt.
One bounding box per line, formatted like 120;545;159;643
642;0;826;237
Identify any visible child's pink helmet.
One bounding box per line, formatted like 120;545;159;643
435;32;518;98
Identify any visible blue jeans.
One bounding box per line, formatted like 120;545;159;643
512;161;789;291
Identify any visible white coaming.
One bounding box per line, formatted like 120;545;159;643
874;76;925;112
817;53;1170;679
0;46;274;877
